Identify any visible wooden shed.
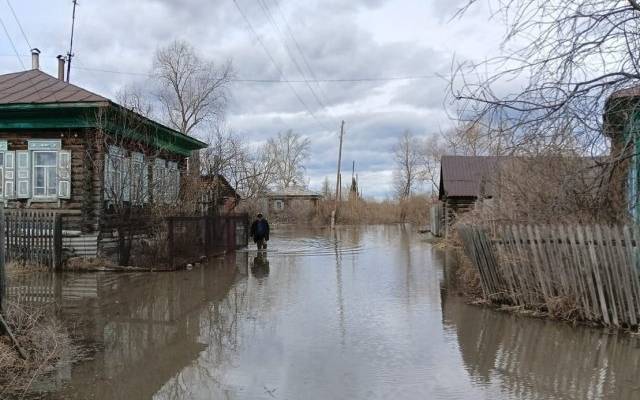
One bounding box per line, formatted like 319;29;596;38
0;52;207;257
438;155;503;231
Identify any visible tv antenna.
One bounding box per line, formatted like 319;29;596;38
66;0;79;82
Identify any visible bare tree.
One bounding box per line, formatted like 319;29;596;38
419;134;448;194
393;131;420;201
266;130;311;189
154;40;233;136
199;128;277;209
321;176;332;199
88;105;182;266
116;84;154;118
450;0;640;157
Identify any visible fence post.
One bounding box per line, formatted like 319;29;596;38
204;216;210;258
53;214;63;271
167;217;174;268
0;207;5;313
244;214;249;247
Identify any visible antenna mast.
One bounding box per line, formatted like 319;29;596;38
66;0;78;82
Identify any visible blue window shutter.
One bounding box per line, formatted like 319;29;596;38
58;150;71;199
4;151;15;198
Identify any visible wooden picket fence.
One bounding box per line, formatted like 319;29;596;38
458;224;640;328
0;208;5;311
3;210;62;269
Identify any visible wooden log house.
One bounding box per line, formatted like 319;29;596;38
0;50;207;257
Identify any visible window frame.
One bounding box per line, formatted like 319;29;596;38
32;150;58;200
0;152;4;198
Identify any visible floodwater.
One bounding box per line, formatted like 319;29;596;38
7;225;640;399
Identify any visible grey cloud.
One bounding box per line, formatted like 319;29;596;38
0;0;503;196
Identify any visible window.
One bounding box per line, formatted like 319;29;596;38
274;199;285;211
0;140;69;201
130;152;148;205
105;150;180;206
33;151;57;198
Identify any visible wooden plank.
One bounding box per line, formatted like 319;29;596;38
612;225;637;326
561;225;590;319
575;226;602;322
628;225;640;322
584;225;611;325
598;225;621;326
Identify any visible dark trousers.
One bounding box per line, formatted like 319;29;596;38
256;238;267;250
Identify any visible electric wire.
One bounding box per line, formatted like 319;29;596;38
0;14;24;69
271;0;326;98
5;0;31;50
231;0;332;131
70;65;442;83
256;0;328;111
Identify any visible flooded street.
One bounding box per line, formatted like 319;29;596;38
9;225;640;399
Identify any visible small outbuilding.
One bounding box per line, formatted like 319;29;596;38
199;174;240;215
266;187;322;222
438;155;503;227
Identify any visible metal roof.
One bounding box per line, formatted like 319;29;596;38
0;69;208;153
0;69;109;104
268;187;322;198
609;85;640;100
439;155;503;199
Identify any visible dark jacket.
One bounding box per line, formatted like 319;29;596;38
250;219;270;241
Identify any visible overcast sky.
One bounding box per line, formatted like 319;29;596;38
0;0;504;198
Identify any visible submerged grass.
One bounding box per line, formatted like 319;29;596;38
1;264;81;398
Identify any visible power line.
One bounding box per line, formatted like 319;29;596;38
256;0;328;111
67;0;79;82
72;65;442;83
5;0;31;50
271;0;326;98
0;14;24;69
231;0;332;131
235;75;443;83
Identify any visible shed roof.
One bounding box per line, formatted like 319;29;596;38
268;187;322;198
608;85;640;100
439;155;503;199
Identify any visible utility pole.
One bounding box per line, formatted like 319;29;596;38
66;0;79;82
332;120;345;228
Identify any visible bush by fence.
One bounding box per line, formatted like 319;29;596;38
458;224;640;328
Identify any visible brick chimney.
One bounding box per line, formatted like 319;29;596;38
57;55;65;81
31;48;41;70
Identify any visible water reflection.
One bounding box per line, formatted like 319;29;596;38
442;296;640;400
5;226;640;400
8;253;249;400
251;254;270;279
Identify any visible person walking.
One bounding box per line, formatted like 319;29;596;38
250;213;270;250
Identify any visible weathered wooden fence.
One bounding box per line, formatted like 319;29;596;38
167;214;249;268
0;208;5;311
458;224;640;328
3;211;62;269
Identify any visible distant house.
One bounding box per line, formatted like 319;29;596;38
438;155;503;227
266;187;322;222
0;50;207;256
199;174;240;215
